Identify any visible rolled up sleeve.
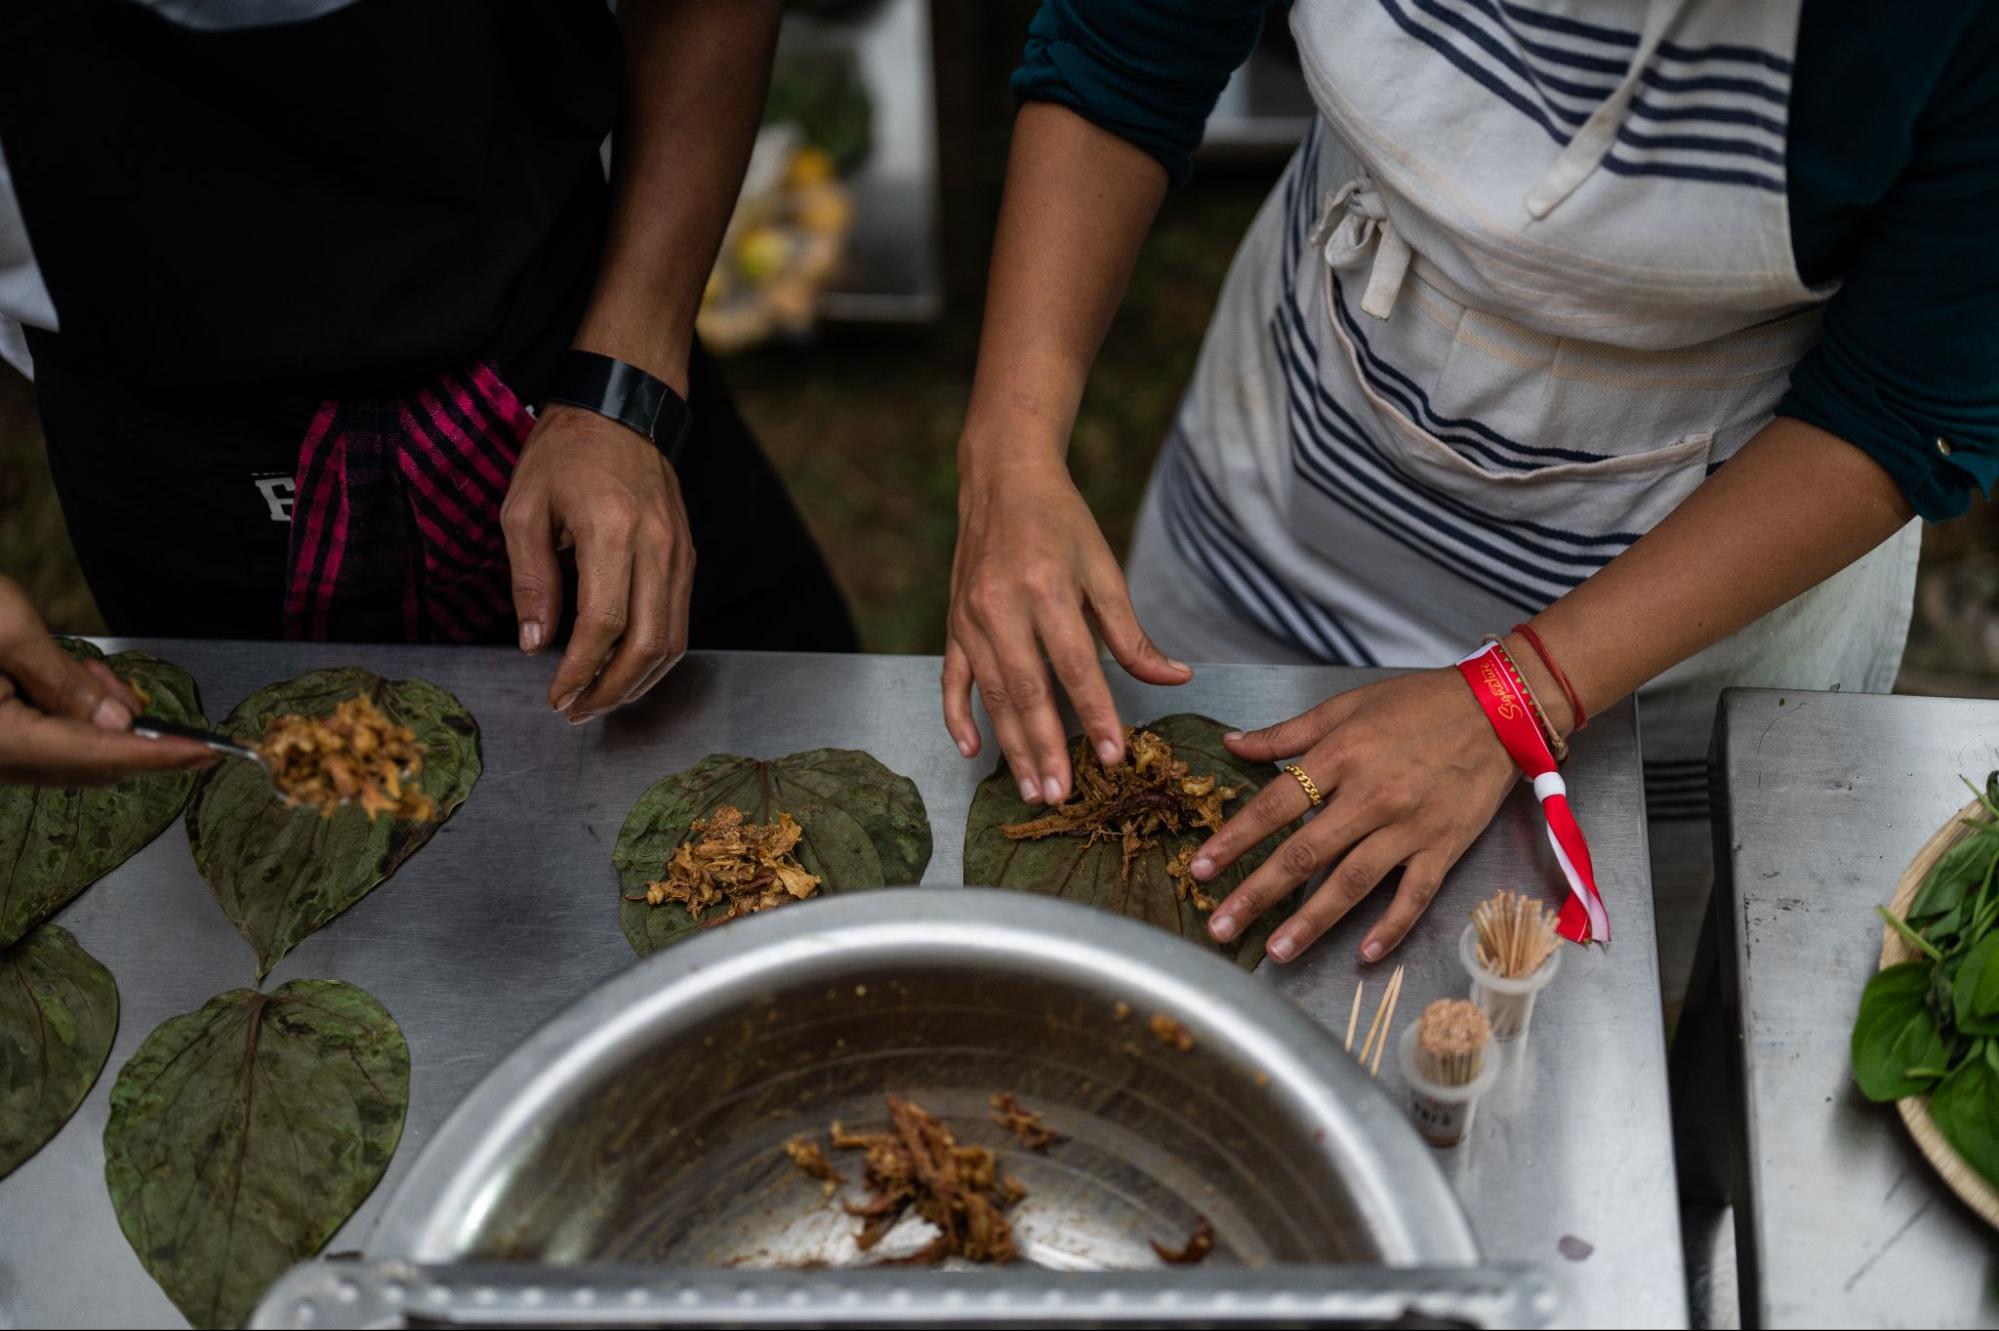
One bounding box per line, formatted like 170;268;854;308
1010;0;1277;189
1777;16;1999;522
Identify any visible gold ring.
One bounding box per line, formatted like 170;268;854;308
1284;763;1323;808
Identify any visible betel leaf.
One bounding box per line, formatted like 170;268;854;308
0;924;117;1179
1851;962;1951;1102
1954;932;1999;1037
0;641;207;950
613;748;932;956
1929;1042;1999;1193
103;979;409;1330
186;668;480;978
1908;824;1999;925
963;713;1290;971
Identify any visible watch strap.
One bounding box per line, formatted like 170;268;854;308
543;349;692;464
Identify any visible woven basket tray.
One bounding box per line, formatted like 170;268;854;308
1877;797;1999;1229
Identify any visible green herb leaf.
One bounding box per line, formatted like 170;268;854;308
0;643;206;950
1852;962;1952;1101
1929;1043;1999;1193
1;924;117;1179
102;979;409;1329
1908;825;1999;925
186;668;480;978
963;714;1290;970
1954;933;1999;1037
613;748;931;956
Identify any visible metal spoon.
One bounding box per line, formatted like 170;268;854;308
131;717;263;766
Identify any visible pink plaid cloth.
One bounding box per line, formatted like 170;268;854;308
283;362;531;643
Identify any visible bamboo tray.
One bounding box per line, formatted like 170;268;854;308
1878;797;1999;1229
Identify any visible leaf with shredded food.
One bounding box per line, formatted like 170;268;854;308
963;714;1290;969
186;668;480;977
613;748;930;955
0;924;117;1179
102;979;409;1330
0;641;206;950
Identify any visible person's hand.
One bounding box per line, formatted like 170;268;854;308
502;404;694;724
943;456;1192;804
0;578;215;785
1186;667;1519;964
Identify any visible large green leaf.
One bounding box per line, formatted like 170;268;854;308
0;641;206;949
1;924;117;1179
1929;1042;1999;1193
1955;932;1999;1037
186;668;480;978
963;714;1290;970
1910;824;1999;927
614;748;931;955
103;979;409;1330
1851;962;1951;1102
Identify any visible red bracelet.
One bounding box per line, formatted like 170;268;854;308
1456;640;1610;945
1512;621;1587;732
1482;634;1568;764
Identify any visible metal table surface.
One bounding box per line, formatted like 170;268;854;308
1703;688;1999;1328
0;643;1682;1329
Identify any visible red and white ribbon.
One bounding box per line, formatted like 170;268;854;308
1455;641;1610;945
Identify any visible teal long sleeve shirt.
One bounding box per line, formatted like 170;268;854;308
1014;0;1999;521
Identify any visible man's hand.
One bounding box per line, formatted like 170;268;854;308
0;578;214;785
501;405;693;723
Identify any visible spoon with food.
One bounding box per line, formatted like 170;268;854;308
135;693;434;820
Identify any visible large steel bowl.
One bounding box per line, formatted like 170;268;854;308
368;889;1477;1270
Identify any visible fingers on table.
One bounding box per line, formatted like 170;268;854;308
568;517;691;720
951;584;1077;805
546;519;636;718
500;487;562;656
1085;575;1191;688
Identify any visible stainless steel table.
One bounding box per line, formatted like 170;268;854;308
1695;688;1999;1328
0;644;1683;1329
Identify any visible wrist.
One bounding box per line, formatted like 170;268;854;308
571;311;692;399
1502;628;1576;738
957;420;1071;490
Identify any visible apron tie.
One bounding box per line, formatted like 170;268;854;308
1312;171;1412;320
1523;0;1692;220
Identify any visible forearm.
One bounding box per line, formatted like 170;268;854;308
960;102;1168;482
1519;416;1916;733
573;0;782;395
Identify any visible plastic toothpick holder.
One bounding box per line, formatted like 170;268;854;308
1398;1020;1499;1148
1460;922;1560;1042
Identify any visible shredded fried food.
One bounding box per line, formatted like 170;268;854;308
631;806;820;925
1002;728;1235;904
1149;1013;1195;1053
989;1092;1061;1151
1151;1216;1215;1265
783;1137;844;1196
824;1094;1023;1264
260;694;434;821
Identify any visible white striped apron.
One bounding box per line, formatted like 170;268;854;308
1127;0;1920;832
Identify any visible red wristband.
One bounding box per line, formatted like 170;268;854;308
1512;621;1587;732
1456;640;1610;945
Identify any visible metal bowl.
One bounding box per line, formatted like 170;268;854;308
369;889;1477;1270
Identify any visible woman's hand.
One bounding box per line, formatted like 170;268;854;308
1189;667;1519;964
502;405;694;725
942;455;1191;804
0;578;214;785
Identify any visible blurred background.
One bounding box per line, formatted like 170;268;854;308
2;0;1994;691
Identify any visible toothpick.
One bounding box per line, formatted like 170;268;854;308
1356;964;1405;1076
1345;981;1365;1053
1370;965;1404;1078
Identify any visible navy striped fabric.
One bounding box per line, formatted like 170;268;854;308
1643;756;1711;821
1374;0;1790;192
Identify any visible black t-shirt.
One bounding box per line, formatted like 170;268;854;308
0;0;620;396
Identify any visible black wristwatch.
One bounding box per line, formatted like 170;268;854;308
543;349;693;465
